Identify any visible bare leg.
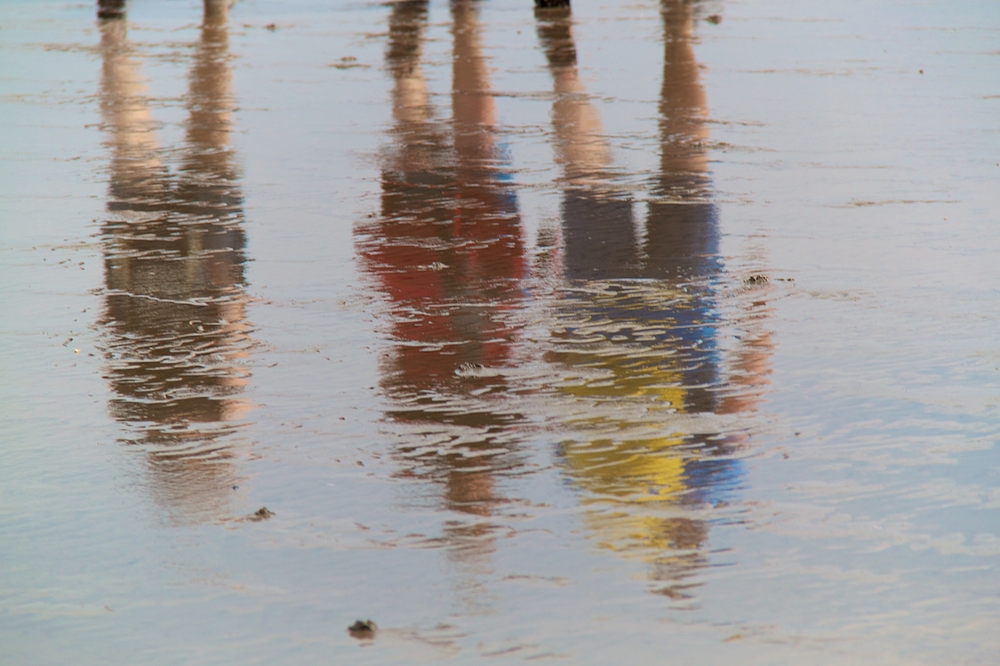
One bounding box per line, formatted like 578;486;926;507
99;0;229;21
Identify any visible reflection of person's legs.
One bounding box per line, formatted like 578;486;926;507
451;0;498;145
97;0;126;19
99;0;228;20
204;0;229;23
535;1;638;278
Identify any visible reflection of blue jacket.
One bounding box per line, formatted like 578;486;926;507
685;456;744;506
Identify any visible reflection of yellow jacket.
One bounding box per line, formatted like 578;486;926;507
550;285;710;564
563;433;687;503
552;285;701;496
559;366;690;510
581;508;707;565
561;405;701;564
564;427;702;564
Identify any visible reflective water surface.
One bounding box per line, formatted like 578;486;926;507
2;0;998;663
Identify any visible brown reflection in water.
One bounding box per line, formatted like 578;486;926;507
536;1;771;602
718;300;774;417
97;1;251;523
358;0;526;574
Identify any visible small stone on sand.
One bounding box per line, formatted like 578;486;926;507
348;619;377;639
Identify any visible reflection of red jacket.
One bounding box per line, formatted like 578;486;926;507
360;169;525;391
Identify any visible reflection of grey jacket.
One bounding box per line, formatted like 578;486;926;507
561;190;721;282
561;190;639;280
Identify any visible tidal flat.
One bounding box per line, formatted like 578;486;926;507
1;0;998;663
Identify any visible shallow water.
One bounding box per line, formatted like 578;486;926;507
2;0;999;663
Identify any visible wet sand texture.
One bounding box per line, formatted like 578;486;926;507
1;0;998;663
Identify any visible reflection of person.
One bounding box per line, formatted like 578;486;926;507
536;1;771;600
97;0;251;523
358;0;527;571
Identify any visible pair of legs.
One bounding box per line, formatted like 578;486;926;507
97;0;230;19
100;0;567;18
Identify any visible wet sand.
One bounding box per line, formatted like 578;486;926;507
1;0;999;663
